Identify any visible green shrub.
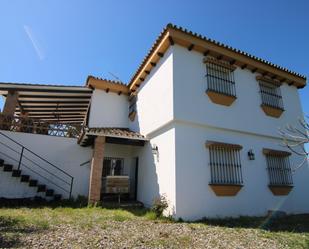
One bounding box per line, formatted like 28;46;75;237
151;194;169;218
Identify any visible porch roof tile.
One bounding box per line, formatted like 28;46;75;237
78;127;147;146
86;127;147;140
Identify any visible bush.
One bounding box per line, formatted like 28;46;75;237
151;194;169;218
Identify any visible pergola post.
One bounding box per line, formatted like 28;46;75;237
88;136;105;204
2;90;18;116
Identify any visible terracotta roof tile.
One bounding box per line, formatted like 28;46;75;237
85;127;146;140
129;23;306;89
86;75;127;87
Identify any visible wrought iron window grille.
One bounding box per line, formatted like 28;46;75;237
205;60;236;97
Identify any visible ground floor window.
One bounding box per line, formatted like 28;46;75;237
206;141;243;185
263;149;293;186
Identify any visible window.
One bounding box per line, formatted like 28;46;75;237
206;141;243;196
263;148;293;195
259;81;284;110
102;157;124;177
257;76;284;118
129;94;137;121
205;58;236;96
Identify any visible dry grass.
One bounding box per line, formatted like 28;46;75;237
0;205;309;248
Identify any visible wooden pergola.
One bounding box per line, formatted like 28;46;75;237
0;82;92;124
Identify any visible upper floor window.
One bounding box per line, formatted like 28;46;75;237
259;82;284;109
204;57;237;106
206;141;243;196
257;76;284;118
129;94;137;121
263;148;293;195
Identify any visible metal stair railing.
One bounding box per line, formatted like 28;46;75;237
0;131;74;199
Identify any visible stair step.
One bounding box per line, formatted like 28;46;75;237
46;189;54;197
37;185;46;193
0;159;4;166
3;164;13;172
21;175;30;182
12;169;22;177
54;194;62;201
29;180;38;187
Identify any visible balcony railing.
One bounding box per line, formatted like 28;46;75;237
0;114;82;138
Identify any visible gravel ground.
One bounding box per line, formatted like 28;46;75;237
4;221;279;249
1;207;308;249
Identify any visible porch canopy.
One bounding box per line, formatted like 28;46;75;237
81;128;148;204
79;127;148;147
0;82;92;124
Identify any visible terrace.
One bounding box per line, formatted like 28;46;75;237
0;82;92;138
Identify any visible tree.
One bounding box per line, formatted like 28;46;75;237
279;116;309;171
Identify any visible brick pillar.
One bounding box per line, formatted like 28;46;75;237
88;136;105;204
3;90;18;116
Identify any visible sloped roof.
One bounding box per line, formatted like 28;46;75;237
78;127;147;146
85;127;146;140
86;75;129;95
129;23;306;91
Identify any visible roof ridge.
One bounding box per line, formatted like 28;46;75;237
128;23;306;88
167;23;306;79
86;75;127;86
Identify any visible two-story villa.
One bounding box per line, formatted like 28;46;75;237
0;24;308;220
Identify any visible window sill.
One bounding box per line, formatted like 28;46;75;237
209;184;243;196
268;185;293;196
128;111;137;121
206;90;236;106
261;104;284;118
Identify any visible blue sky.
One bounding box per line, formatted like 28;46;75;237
0;0;308;117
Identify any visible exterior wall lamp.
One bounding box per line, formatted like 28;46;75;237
152;144;158;155
152;144;159;162
248;149;255;160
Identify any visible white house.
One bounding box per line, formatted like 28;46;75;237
0;24;308;220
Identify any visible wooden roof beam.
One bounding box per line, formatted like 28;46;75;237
157;52;164;57
87;77;129;95
241;64;247;69
187;44;194;51
168;36;174;45
168;28;306;88
251;68;258;73
129;31;171;91
229;59;236;65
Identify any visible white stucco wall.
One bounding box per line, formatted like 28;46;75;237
172;44;304;139
135;124;176;215
129;46;174;135
0;130;92;199
89;89;129;128
170;44;308;220
126;47;176;213
174;122;309;220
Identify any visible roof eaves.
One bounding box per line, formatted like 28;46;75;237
86;75;129;95
168;24;306;80
86;75;127;87
128;23;307;90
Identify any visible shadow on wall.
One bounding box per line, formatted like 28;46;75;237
136;141;160;209
130;95;174;215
